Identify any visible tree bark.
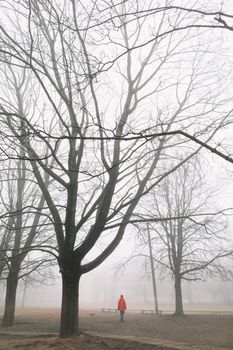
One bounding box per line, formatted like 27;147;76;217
2;271;19;327
174;275;184;316
59;272;81;337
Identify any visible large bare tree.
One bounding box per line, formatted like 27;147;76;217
0;0;232;336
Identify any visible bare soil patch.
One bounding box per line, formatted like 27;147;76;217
0;308;232;349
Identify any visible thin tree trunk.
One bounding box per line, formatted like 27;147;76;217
147;224;159;315
21;278;27;309
174;274;183;316
60;273;81;337
2;271;19;327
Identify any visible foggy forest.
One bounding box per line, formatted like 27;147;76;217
0;0;233;348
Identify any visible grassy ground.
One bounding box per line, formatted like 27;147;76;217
0;307;232;349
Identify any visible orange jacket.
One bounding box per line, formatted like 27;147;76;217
118;297;127;311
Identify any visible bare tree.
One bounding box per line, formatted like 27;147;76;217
135;158;233;316
147;222;159;315
0;0;231;337
0;59;58;326
0;155;56;327
0;202;13;280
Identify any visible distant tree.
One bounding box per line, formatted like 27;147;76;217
0;211;13;280
146;223;159;315
0;0;232;337
135;158;233;316
0;156;56;327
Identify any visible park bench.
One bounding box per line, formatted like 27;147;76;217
140;309;163;315
141;309;155;314
101;308;118;313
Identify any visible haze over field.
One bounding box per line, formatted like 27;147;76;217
0;0;233;344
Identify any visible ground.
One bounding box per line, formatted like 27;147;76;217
0;307;232;349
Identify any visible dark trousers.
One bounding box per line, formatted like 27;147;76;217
120;311;125;321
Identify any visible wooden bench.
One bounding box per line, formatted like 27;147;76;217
141;309;155;314
101;308;118;313
141;309;163;315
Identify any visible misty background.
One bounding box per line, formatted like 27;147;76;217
1;140;233;311
1;1;233;339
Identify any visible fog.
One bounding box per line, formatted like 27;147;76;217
1;158;233;312
1;132;233;316
7;260;233;311
3;230;233;312
1;3;233;340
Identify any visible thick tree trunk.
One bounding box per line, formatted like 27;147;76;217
174;275;184;316
2;271;19;327
59;273;81;337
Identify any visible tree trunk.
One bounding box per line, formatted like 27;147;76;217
59;273;81;337
147;224;159;315
2;271;19;327
21;277;27;309
174;275;183;316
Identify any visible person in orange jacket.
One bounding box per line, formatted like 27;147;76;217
117;294;127;321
